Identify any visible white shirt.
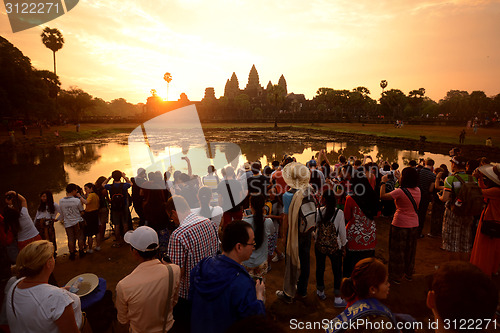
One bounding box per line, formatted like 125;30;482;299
17;207;39;242
59;197;84;228
6;279;82;333
35;203;61;221
190;206;224;230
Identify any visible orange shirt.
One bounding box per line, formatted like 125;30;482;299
116;260;180;333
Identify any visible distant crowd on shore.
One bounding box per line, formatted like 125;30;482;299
1;147;499;332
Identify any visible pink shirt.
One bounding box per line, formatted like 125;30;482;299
116;260;180;333
390;188;421;228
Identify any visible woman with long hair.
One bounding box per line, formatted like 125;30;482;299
4;191;41;251
6;240;82;332
343;173;379;277
191;187;223;230
95;176;109;249
314;189;347;307
34;191;59;256
429;165;449;237
380;167;421;284
83;183;100;253
242;194;275;279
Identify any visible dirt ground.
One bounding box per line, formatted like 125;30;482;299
51;211;500;333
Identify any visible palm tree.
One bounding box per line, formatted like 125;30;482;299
41;27;64;76
163;72;172;101
380;80;388;93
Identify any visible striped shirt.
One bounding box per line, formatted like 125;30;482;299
167;213;219;299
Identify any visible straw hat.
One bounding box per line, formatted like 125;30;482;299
478;164;500;186
282;162;311;190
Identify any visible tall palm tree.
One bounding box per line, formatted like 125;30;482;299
380;80;388;93
41;27;64;76
163;72;172;101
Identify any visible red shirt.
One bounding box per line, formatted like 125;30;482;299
344;196;376;251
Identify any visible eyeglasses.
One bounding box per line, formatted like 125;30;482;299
244;241;256;247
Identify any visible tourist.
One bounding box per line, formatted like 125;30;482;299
247;161;269;198
166;195;219;332
343;173;378;277
201;165;219;206
190;220;265;333
326;258;399;333
426;261;498;332
381;167;421;284
34;190;59;256
470;164;500;276
241;194;275;280
314;189;346;307
3;191;41;252
276;162;316;303
428;166;449;238
438;156;477;261
116;226;180;333
104;170;132;247
94;176;109;250
6;240;82;333
191;186;224;231
340;258;389;307
308;159;325;195
459;129;466;144
83;183;100;253
217;166;244;229
59;184;86;260
416;158;436;238
131;168;146;226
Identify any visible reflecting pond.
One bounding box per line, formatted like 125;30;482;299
1;129;496;255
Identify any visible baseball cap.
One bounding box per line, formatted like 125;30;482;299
124;226;159;252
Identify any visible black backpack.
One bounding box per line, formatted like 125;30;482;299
109;183;126;211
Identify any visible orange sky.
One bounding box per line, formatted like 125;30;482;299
2;0;500;104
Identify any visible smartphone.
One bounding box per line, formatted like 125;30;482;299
244;209;252;216
253;276;263;283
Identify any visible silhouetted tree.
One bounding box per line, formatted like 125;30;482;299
41;27;64;76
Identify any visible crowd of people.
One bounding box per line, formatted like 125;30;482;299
0;147;499;332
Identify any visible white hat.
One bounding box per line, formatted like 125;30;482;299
124;226;159;252
282;162;311;190
478;164;500;186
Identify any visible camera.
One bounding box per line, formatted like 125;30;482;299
5;193;15;201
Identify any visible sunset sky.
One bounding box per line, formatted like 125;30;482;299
2;0;500;104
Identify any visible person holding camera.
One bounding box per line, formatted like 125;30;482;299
3;191;41;253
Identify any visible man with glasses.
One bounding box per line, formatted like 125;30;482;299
189;220;266;333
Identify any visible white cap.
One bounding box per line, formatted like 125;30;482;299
124;226;159;252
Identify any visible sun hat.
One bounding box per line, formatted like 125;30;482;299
477;164;500;186
450;156;467;167
282;162;311;190
124;226;159;252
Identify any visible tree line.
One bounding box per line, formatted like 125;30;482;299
1;35;499;124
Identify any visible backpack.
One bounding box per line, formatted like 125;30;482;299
290;187;318;233
315;208;340;255
109;183;126;211
451;174;484;217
